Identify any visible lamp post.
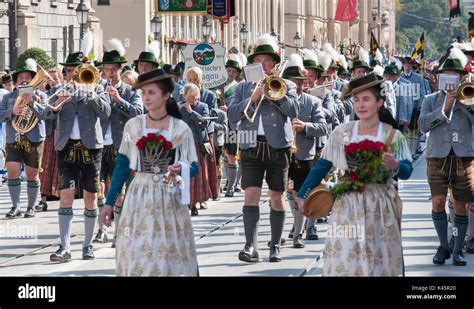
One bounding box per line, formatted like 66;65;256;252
240;23;248;55
75;0;90;51
151;15;163;41
293;32;301;48
202;16;211;43
1;0;17;69
311;35;319;51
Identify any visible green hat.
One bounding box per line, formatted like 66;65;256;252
12;67;36;82
435;59;468;75
1;73;13;84
282;66;307;80
247;35;281;64
60;52;87;66
328;60;338;70
225;60;242;71
132;68;171;90
98;50;127;65
162;64;172;74
133;51;160;67
370;59;382;68
122;65;132;74
337;64;350;76
384;64;400;76
303;60;324;73
350;60;371;72
171;62;185;76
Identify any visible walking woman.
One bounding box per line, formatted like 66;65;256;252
101;68;199;276
296;73;414;276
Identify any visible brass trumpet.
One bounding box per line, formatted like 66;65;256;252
456;73;474;105
243;60;288;123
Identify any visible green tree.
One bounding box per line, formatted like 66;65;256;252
15;48;55;70
396;0;468;60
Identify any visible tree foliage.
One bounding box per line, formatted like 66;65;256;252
396;0;468;60
15;48;56;70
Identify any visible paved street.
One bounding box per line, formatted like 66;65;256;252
0;154;473;277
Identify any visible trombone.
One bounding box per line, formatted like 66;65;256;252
243;60;289;123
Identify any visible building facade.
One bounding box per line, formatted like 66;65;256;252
0;0;102;71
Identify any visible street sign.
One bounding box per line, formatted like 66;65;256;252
156;0;208;15
181;42;228;89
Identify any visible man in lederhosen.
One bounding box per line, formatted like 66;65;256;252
418;47;474;266
46;52;110;262
282;54;329;248
0;60;48;218
228;34;299;262
94;40;143;246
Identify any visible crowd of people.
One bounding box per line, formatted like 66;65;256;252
0;31;472;276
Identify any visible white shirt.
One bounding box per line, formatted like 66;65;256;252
70;116;81;140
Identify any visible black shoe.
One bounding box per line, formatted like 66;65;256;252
225;188;234;197
5;207;21;219
466;239;474;254
317;216;328;223
234;187;242;193
191;207;199;216
269;244;282;262
449;237;454;253
305;225;319;240
288;225;295;239
93;230;108;243
432;246;451;265
50;246;71;263
293;234;305;248
238;245;259;263
24;207;35;218
82;245;95;260
111;237;116;249
34;201;48;212
452;251;467;266
267;238;287;247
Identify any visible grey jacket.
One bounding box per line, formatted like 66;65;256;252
100;81;143;149
179;101;209;144
401;71;428;109
294;93;329;161
0;89;48;143
45;83;111;151
227;80;299;150
210;108;228;147
418;90;474;158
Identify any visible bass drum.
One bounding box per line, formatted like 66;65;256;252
303;183;334;219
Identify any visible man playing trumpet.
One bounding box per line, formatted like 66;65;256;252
0;59;48;219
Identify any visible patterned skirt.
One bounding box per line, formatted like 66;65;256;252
190;144;211;206
323;181;403;276
116;172;198;276
39;134;59;197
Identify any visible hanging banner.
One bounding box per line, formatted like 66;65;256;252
156;0;208;15
207;0;235;24
182;42;228;89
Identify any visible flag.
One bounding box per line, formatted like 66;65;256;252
411;32;425;69
334;0;358;21
370;31;380;57
449;0;461;20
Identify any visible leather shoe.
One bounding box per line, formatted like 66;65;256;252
199;203;208;210
269;244;282;262
288;225;295;239
82;245;95;260
466;238;474;254
293;234;305;248
93;230;108;243
50;246;71;263
5;207;21;219
305;225;319;240
453;251;467;266
24;207;35;218
191;207;199;216
238;245;259;263
432;246;451;265
225;188;234;197
267;238;286;247
34;201;48;212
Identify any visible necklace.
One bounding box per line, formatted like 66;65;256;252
360;121;379;129
147;113;168;122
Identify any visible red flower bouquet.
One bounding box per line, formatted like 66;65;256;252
331;139;391;199
136;132;173;151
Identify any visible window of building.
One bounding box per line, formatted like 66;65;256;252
98;0;110;5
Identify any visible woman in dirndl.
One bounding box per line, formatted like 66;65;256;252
296;73;414;276
101;68;199;276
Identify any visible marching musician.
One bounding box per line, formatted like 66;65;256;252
0;59;48;219
94;40;143;246
46;51;110;262
133;41;160;75
171;62;185;102
282;54;329;248
383;63;413;132
227;34;299;263
418;47;474;267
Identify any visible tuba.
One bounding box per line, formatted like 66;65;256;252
455;73;474;105
243;60;288;123
12;65;54;134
